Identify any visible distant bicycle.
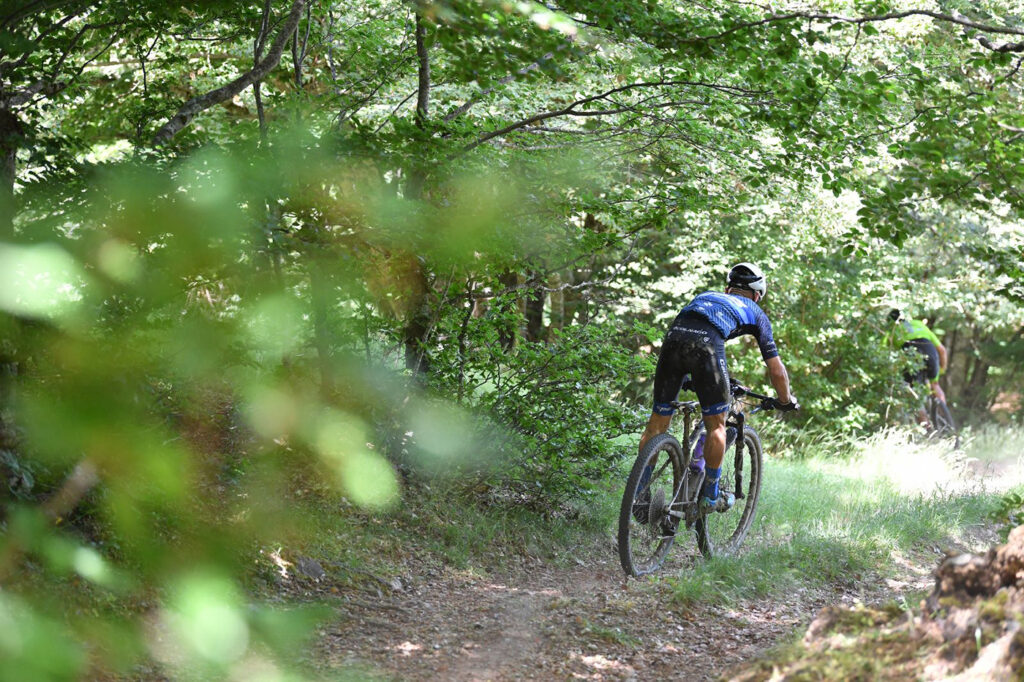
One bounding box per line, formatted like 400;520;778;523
925;394;959;448
618;381;783;577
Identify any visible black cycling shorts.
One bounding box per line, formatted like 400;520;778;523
652;315;730;417
902;339;939;384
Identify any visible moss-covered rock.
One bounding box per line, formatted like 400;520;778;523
729;526;1024;682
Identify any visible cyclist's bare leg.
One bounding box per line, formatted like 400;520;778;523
701;413;728;469
930;380;946;404
638;413;672;454
916;408;930;427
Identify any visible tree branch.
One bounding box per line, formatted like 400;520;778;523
152;0;308;145
463;79;763;153
0;0;90;32
3;79;65;107
443;50;556;122
685;10;1024;45
978;36;1024;53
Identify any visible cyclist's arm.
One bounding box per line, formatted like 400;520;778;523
764;355;792;404
937;342;948;373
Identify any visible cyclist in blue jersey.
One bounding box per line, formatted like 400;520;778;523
638;263;798;513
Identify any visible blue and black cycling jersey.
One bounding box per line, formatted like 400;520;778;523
678;292;778;361
652;292;779;417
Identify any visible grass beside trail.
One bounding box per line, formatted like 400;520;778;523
279;425;1023;600
665;426;1024;607
21;425;1020;681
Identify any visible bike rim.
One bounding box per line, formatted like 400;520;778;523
622;442;686;575
696;430;761;558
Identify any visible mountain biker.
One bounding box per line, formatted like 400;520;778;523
638;263;798;513
888;309;948;426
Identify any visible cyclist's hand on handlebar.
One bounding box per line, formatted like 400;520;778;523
776;397;799;412
762;396;798;411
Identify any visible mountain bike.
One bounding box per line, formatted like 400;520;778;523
926;393;960;448
617;381;784;577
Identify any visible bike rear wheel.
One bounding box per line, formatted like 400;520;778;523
618;433;690;577
695;426;763;558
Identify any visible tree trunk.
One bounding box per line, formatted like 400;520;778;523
525;278;545;342
943;322;959;397
456;287;473;403
964;334;992;413
415;8;429;126
0;108;21;241
566;268;590;325
400;4;433;376
403;271;431;375
405;5;430;200
547;272;564;339
497;270;518;350
310;261;335;397
253;0;273;140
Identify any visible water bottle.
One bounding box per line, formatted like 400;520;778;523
691;428;738;472
690;433;706;472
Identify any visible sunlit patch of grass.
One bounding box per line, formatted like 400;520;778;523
665;430;1008;607
964;424;1024;466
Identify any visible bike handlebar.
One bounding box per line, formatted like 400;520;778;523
679;377;799;413
733;383;799;413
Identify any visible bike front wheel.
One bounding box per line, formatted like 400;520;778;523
618;433;691;577
695;426;763;558
928;396;959;446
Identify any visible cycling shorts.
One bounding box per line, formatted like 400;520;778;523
902;338;939;384
652;315;730;417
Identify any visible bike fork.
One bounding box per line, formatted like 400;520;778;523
729;414;745;500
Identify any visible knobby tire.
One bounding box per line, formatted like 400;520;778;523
929;396;959;448
618;433;687;577
695;426;763;558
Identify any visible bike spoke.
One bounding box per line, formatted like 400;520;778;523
619;434;688;576
696;427;762;558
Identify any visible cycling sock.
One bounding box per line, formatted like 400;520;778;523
703;467;721;500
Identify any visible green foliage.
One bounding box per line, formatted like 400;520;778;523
424;303;650;504
2;0;1024;676
990;491;1024;542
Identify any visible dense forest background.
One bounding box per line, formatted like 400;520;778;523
1;0;1023;678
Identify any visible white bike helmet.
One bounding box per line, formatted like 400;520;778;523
727;262;767;298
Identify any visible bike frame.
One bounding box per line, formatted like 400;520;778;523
663;384;774;524
618;379;780;575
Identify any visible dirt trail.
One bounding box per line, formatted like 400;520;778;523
308;449;1017;680
311;547;880;681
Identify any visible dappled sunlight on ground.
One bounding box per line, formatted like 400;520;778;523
394;641;423;656
849;432;965;495
573;652;635;677
885;550;941;594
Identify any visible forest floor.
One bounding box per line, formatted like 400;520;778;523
297;530;1001;681
257;439;1024;682
284;506;998;681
